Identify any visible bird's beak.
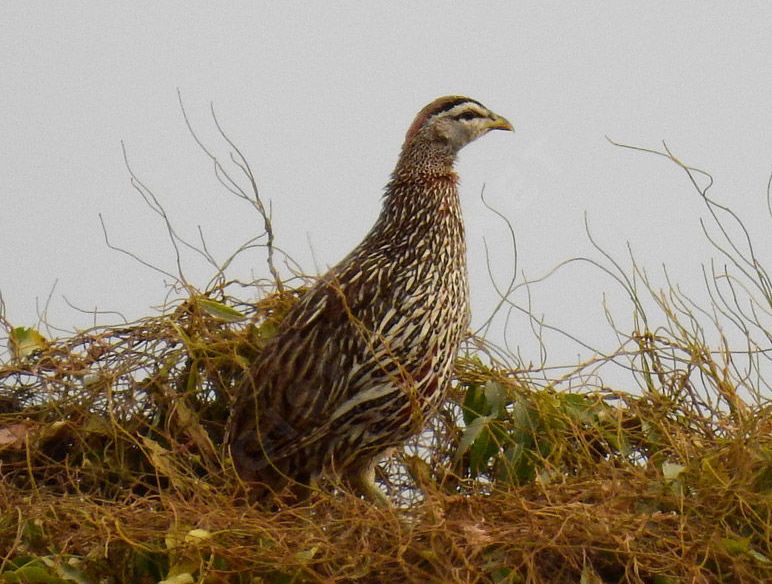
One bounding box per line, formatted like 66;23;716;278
486;115;514;132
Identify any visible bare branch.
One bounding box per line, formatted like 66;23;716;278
99;213;178;282
176;89;283;292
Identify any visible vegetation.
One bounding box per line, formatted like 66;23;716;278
0;112;769;583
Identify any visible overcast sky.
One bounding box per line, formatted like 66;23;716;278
2;2;770;373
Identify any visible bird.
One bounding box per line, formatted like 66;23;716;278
227;96;513;504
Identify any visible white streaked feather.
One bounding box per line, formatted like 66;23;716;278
330;382;397;422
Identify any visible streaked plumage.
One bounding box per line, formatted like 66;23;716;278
227;96;513;503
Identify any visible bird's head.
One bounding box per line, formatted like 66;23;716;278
403;96;513;155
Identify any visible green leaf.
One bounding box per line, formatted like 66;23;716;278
457;412;501;477
561;393;596;424
158;575;194;584
469;424;499;476
484;381;507;418
661;461;686;482
721;536;749;555
496;443;534;485
462;384;488;425
140;436;177;479
489;567;523;584
40;557;93;584
601;427;631;457
21;519;46;548
0;563;67;584
256;319;279;340
510;398;537;445
482;548;524;584
294;546;319;562
457;416;490;459
8;327;48;360
720;536;770;563
747;549;771;563
184;528;211;544
196;298;246;322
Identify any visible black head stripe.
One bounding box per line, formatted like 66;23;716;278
431;97;485;118
452;111;481;121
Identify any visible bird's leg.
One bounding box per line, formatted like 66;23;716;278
347;459;391;507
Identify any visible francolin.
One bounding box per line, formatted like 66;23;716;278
227;96;513;504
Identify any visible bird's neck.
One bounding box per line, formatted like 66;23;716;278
385;141;460;218
392;140;456;180
354;141;467;268
375;172;465;260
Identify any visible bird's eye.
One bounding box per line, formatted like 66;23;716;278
453;111;480;121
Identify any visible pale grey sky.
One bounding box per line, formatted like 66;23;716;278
2;2;770;373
